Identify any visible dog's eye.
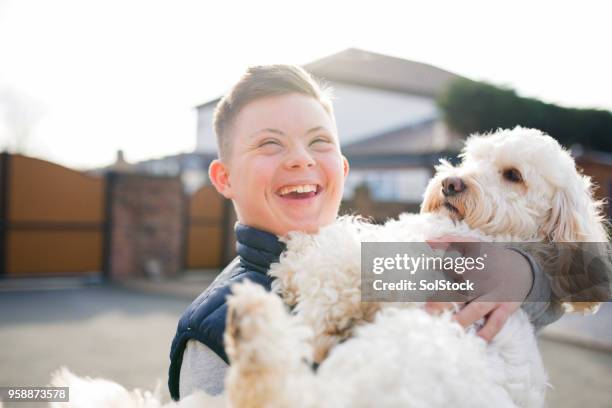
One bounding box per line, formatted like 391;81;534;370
502;168;523;183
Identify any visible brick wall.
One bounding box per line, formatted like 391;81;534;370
106;173;185;280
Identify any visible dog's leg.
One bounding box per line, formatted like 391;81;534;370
225;281;318;408
488;311;548;408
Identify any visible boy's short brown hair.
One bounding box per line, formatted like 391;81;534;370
213;64;334;161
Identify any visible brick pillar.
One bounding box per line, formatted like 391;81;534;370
222;200;237;265
106;172;185;280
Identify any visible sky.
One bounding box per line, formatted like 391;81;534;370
0;0;610;170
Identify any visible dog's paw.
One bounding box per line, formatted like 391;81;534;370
225;281;288;362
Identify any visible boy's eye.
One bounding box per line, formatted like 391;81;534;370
259;139;281;148
310;137;331;146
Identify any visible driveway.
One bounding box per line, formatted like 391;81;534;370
0;283;610;407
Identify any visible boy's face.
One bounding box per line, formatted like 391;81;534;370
210;93;348;236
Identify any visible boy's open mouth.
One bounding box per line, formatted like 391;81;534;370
276;183;322;200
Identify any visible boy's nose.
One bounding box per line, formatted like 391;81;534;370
285;147;315;169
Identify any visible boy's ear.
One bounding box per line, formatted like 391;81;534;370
209;159;233;199
342;155;350;178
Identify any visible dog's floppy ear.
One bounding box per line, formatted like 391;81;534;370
540;175;607;242
540;189;583;242
540;174;609;314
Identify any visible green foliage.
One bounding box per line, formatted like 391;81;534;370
437;79;612;152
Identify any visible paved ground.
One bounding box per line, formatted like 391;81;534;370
541;302;612;352
0;279;611;407
0;285;185;406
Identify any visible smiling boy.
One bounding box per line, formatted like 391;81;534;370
168;65;561;401
168;65;348;401
209;90;347;236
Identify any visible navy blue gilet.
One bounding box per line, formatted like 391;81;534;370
168;224;285;401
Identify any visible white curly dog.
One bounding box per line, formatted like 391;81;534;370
45;127;608;408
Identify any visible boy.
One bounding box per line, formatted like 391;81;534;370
168;65;561;401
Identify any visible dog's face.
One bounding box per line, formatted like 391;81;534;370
422;127;606;241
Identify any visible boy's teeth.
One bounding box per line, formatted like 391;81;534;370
279;184;317;195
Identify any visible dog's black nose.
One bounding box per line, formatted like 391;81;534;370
442;177;466;197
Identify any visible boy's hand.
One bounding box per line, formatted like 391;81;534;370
425;235;534;342
426;300;522;342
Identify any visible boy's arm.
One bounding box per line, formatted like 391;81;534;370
516;242;611;317
428;238;609;339
179;339;228;398
508;246;565;330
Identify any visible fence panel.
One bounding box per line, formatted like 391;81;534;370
186;185;225;269
3;154;105;276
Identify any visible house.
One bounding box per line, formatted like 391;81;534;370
100;48;465;199
195;48;466;204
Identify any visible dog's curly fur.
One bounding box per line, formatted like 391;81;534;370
49;127;609;408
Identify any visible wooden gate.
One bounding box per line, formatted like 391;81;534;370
185;185;228;269
0;153;105;277
0;153;232;276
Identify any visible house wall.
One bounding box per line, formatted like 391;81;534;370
344;167;433;203
197;104;216;152
331;82;439;144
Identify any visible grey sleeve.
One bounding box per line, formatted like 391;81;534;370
509;247;565;331
179;339;229;398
